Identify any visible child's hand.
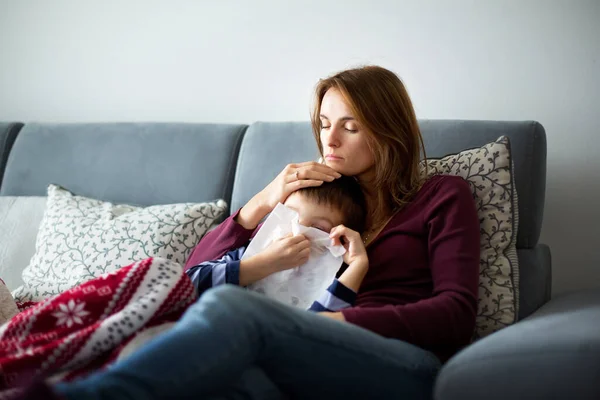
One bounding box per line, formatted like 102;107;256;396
257;233;311;272
329;225;369;292
329;225;368;268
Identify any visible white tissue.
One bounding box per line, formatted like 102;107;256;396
244;203;345;309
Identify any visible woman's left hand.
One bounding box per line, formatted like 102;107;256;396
318;312;346;321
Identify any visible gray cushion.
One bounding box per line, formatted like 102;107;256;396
0;122;23;190
435;289;600;400
231;122;320;213
0;123;247;208
233;120;546;250
518;245;551;319
419;120;546;249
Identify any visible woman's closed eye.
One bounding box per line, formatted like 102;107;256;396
344;124;358;133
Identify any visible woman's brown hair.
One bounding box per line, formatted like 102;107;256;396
311;65;427;229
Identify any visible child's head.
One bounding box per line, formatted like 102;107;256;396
283;175;366;234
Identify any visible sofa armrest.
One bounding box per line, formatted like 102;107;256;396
434;288;600;400
0;122;23;190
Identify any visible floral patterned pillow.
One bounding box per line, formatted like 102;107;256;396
423;136;519;338
13;185;227;302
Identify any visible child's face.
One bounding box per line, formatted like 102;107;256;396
284;192;345;233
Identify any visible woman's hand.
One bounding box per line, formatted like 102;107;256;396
329;225;369;292
318;312;346;322
260;162;341;210
236;162;341;230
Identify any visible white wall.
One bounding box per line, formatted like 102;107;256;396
1;0;599;295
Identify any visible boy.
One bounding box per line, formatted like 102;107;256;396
186;175;367;312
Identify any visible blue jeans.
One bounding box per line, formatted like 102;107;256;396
55;285;441;399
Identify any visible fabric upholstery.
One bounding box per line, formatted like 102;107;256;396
231;122;320;213
0;122;23;191
0;196;47;290
13;184;227;302
419;119;546;249
435;289;600;400
0;123;247;209
424;136;519;337
517;245;552;320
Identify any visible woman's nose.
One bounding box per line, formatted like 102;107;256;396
322;126;341;148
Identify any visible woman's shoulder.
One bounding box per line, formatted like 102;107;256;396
415;174;471;201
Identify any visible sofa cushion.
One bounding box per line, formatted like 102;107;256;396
0;123;247;209
419;120;545;249
435;289;600;400
424;136;518;338
0;196;47;291
231;122;320;214
13;185;227;302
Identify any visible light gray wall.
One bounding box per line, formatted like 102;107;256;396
1;0;599;295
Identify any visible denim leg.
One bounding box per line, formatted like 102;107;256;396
55;285;440;400
206;367;287;400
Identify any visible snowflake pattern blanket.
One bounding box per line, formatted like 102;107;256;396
0;257;195;391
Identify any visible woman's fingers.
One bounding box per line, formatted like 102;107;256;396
290;179;325;190
290;162;341;178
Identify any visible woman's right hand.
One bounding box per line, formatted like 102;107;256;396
236;162;341;230
259;162;341;210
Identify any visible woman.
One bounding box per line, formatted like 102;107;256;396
24;66;480;400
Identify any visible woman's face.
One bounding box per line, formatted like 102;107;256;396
319;88;375;181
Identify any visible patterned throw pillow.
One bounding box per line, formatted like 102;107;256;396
13;185;227;302
423;136;519;338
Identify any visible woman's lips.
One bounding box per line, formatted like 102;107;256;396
325;155;343;161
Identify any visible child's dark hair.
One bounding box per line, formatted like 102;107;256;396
296;175;367;233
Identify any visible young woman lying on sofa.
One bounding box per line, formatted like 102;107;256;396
14;65;480;400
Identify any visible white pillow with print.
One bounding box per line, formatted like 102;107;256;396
13;185;227;302
423;136;519;338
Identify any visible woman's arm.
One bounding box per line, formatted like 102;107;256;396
184;209;256;270
340;177;480;352
185;162;340;270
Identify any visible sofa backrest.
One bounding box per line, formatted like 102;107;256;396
0;119;549;318
0;122;24;190
232;120;549;318
232;120;546;248
0;123;246;207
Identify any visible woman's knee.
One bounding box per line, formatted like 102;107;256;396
187;285;256;317
200;285;261;310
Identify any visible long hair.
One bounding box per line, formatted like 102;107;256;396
311;65;427;228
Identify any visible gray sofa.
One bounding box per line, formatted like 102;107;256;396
0;120;597;398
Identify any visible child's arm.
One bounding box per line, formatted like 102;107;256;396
309;225;369;312
187;233;313;294
185;247;246;295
